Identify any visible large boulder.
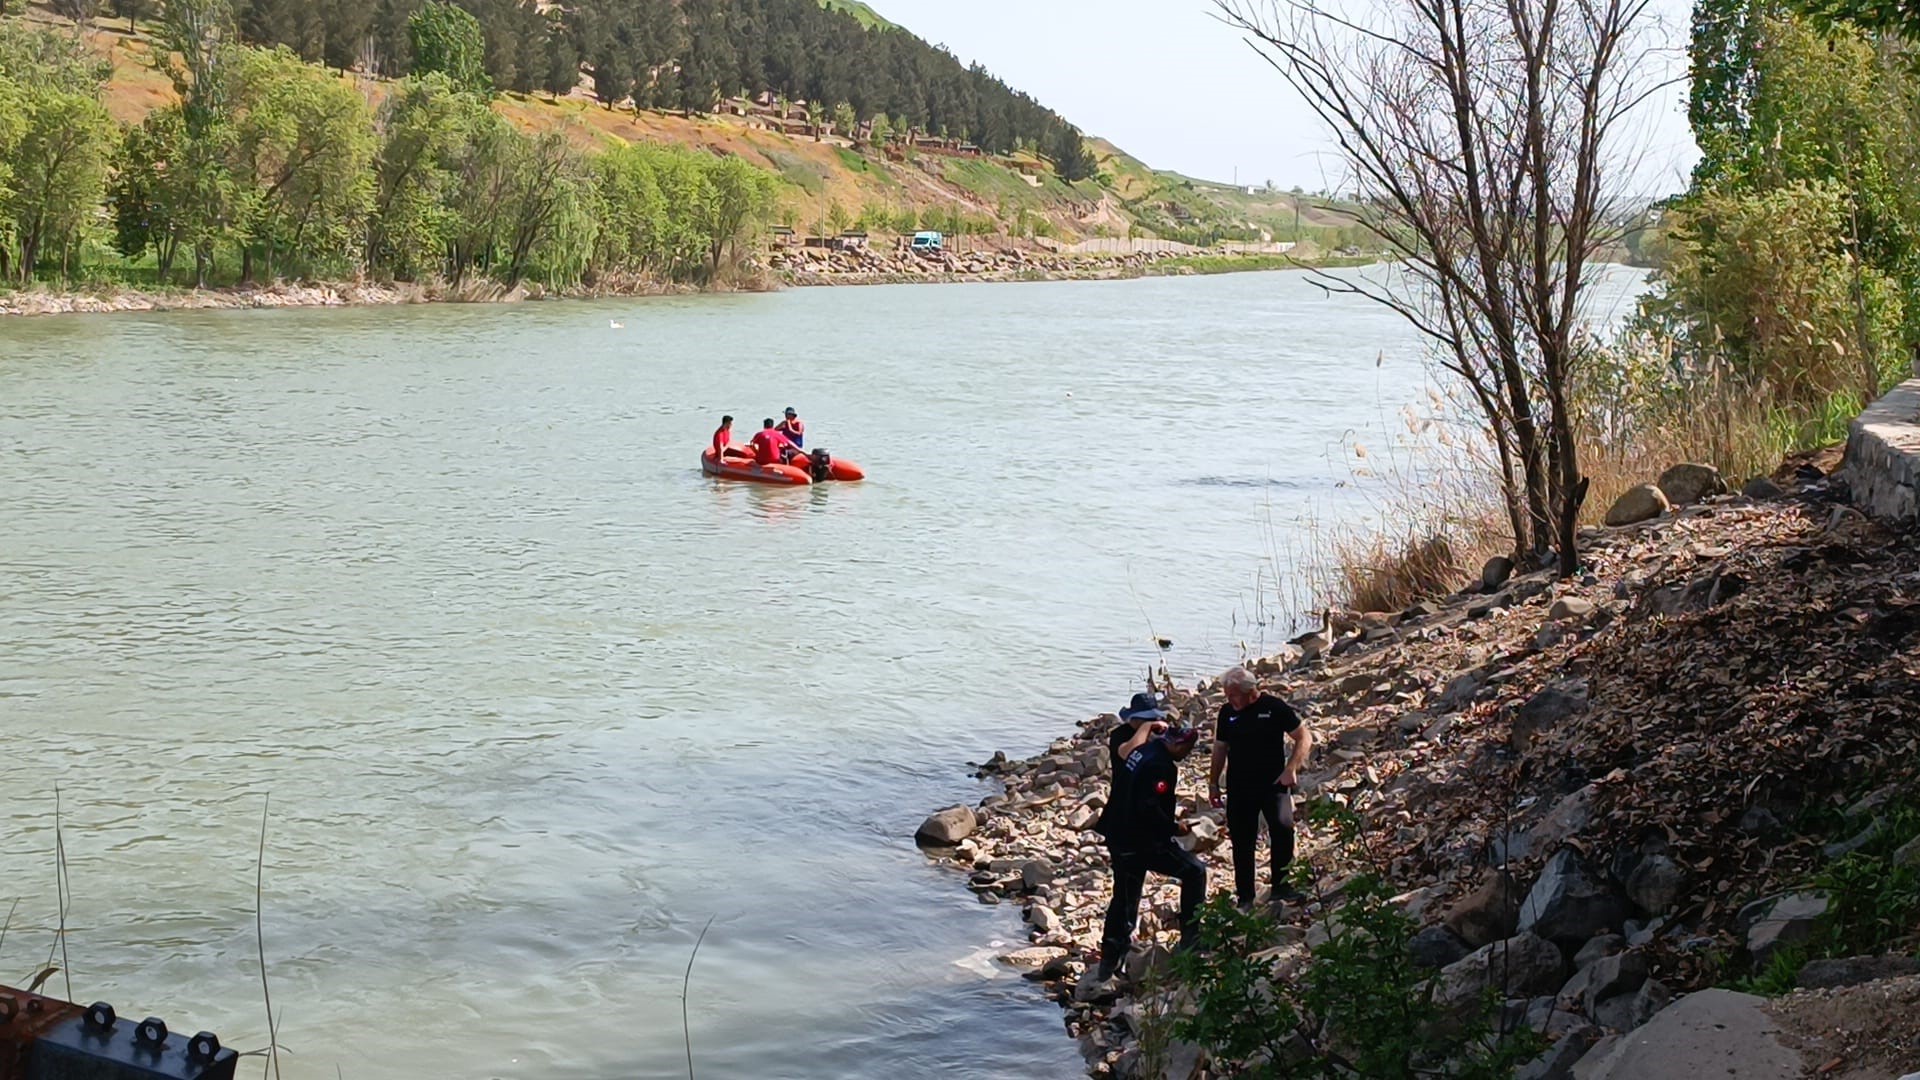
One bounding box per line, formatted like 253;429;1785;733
1741;891;1829;967
1512;680;1591;755
1591;978;1671;1033
1523;785;1601;861
1515;1026;1602;1080
1435;932;1566;1014
1409;925;1474;969
1570;989;1797;1078
1605;485;1669;527
1796;955;1920;989
1581;952;1650;1015
915;805;978;846
1445;871;1523;948
1624;854;1686;917
1657;463;1726;505
1518;850;1630;946
1482;555;1516;593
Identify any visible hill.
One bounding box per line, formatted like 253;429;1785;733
34;0;1373;249
818;0;894;30
67;20;1366;254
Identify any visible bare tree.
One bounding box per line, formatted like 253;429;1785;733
1217;0;1667;576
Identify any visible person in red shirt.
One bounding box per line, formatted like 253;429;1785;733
749;418;802;465
776;407;805;448
711;415;736;459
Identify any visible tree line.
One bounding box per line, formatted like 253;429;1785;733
0;2;776;289
223;0;1100;179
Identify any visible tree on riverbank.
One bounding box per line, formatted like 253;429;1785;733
1215;0;1663;577
1;8;775;290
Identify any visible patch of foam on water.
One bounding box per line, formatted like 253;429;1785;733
952;944;1013;978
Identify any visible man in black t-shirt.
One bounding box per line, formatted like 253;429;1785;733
1091;722;1206;982
1209;666;1314;908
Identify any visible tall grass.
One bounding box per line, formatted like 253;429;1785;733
1287;324;1890;619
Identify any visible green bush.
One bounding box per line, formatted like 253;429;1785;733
1171;802;1542;1077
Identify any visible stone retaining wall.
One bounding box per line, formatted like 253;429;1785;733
1844;377;1920;522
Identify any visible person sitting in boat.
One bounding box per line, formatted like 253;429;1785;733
776;407;805;448
712;415;737;459
750;418;803;466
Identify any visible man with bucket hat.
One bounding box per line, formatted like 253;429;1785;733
776;407;805;448
1109;691;1168;772
1090;717;1207;983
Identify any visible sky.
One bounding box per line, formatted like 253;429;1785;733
865;0;1703;198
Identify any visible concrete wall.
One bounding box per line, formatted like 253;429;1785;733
1843;377;1920;522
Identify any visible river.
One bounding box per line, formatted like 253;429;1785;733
0;267;1645;1078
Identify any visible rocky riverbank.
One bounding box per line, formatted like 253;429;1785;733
0;276;717;318
918;453;1920;1078
773;246;1210;286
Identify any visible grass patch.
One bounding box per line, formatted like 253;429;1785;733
1726;796;1920;994
761;149;830;196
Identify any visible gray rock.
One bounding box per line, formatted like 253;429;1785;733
1519;850;1630;946
1435;931;1567;1013
1657;463;1727;505
1574;934;1627;970
1445;871;1523;948
1026;904;1060;933
1435;671;1486;711
1548;596;1596;621
1625;855;1686;916
1895;834;1920;868
1404;599;1441;621
1020;859;1055;892
1741;476;1785;500
1526;785;1600;860
1483;555;1516;593
1515;1026;1602;1080
916;805;977;846
1590;978;1671;1033
1743;892;1830;967
1795;954;1920;989
1512;680;1590;753
1468;595;1508;619
1605;484;1670;526
1527;997;1602;1040
1823;817;1886;860
1738;805;1782;836
998;945;1068;968
1582;952;1650;1014
1409;925;1474;969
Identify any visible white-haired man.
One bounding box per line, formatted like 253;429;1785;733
1209;666;1313;908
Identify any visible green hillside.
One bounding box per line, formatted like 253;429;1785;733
819;0;895;30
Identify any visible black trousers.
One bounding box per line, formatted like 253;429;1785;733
1226;784;1296;903
1099;841;1207;973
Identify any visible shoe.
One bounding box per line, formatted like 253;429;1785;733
1272;884;1308;904
1233;896;1256;913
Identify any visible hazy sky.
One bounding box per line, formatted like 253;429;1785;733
867;0;1702;197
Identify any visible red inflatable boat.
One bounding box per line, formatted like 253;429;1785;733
702;447;866;485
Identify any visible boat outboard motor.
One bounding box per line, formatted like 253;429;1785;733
809;448;833;482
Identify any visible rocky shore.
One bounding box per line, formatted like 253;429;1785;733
0;276;722;318
919;454;1920;1078
771;246;1201;286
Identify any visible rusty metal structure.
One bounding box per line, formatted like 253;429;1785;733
0;991;235;1080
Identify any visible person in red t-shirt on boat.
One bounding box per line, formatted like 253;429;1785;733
749;417;804;465
711;415;739;460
